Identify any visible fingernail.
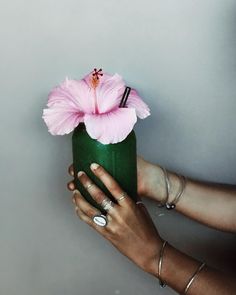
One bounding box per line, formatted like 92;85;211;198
73;189;80;195
90;163;99;170
75;206;79;211
77;171;84;177
68;182;74;189
70;170;74;176
72;197;76;204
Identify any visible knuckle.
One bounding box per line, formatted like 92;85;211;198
79;214;84;221
112;212;123;224
109;183;119;193
75;197;83;208
86;208;96;217
74;195;81;204
126;197;135;208
107;182;120;195
107;218;123;235
95;165;104;176
112;225;123;237
116;218;126;230
107;225;117;235
79;174;87;184
109;181;121;194
79;213;90;224
94;191;106;203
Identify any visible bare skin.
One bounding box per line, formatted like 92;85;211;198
136;156;236;233
67;156;236;295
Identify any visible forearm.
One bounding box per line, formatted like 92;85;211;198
147;242;236;295
144;163;236;232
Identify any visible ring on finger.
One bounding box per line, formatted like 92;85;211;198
117;191;127;202
101;198;115;212
92;214;108;227
85;183;94;190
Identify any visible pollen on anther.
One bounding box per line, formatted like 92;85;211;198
92;68;103;80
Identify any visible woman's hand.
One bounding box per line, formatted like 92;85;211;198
67;162;163;275
67;155;165;202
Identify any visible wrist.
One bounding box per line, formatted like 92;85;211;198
137;156;183;207
142;238;165;277
138;236;164;276
157;243;201;293
144;241;202;294
143;163;169;202
146;164;182;204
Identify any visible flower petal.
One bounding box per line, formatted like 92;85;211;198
42;103;83;135
83;72;125;114
123;89;151;119
84;108;137;144
48;78;94;114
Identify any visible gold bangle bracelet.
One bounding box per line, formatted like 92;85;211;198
184;262;206;294
158;240;167;287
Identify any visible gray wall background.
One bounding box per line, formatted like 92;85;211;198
1;0;236;294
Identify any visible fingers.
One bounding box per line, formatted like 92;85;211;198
73;190;100;219
67;164;75;191
90;163;134;207
77;171;120;219
68;162;135;211
73;190;107;235
67;181;75;191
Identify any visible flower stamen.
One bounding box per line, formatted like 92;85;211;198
90;68;103;114
91;68;103;89
93;68;103;80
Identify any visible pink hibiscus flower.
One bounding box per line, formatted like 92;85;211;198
42;69;150;144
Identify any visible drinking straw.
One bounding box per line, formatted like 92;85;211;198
119;87;128;107
119;86;131;107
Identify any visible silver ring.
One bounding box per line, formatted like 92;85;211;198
92;214;107;227
101;198;115;212
117;192;127;202
85;183;94;190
